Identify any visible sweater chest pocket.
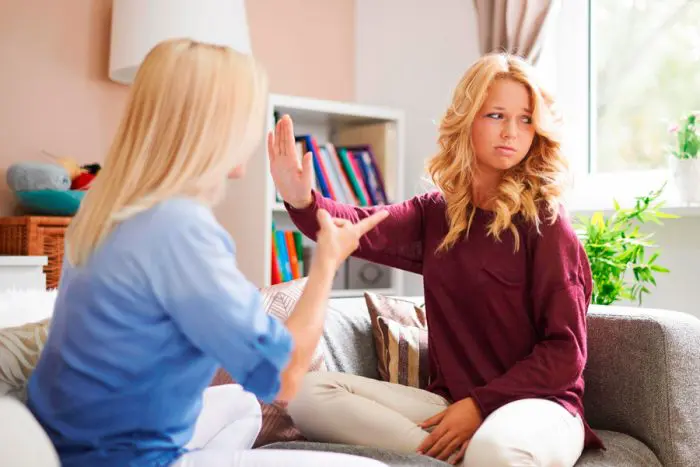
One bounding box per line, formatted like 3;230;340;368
478;263;532;336
478;263;526;288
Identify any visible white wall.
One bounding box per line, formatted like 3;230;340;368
355;0;479;295
355;0;700;318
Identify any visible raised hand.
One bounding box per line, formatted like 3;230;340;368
267;115;314;209
314;209;389;271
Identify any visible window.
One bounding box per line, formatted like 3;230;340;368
591;0;700;174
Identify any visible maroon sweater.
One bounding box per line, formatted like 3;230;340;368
287;190;603;449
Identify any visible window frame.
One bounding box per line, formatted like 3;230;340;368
557;0;683;212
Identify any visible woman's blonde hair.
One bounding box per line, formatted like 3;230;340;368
426;53;568;252
66;38;268;266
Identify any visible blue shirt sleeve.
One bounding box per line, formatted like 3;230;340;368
148;211;293;403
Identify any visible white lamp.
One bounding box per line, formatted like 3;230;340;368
109;0;252;84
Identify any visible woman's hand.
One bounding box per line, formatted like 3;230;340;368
313;209;388;271
268;114;315;209
417;397;483;464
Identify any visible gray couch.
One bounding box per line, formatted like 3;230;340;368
262;296;700;467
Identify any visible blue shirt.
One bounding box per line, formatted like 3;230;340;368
27;198;293;467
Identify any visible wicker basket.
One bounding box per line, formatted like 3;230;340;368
0;216;72;289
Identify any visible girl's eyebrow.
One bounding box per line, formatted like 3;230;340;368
492;105;532;113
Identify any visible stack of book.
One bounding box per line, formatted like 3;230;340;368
275;133;389;207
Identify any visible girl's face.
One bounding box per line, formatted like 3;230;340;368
470;78;536;175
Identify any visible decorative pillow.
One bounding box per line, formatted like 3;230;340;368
211;278;327;447
0;319;51;400
364;292;429;389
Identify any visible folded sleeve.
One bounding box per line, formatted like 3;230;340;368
149;216;293;403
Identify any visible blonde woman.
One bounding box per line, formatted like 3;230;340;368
26;39;388;467
270;53;604;466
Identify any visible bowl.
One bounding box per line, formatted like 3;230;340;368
14;190;86;216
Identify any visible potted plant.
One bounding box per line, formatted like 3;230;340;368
668;111;700;204
573;185;677;306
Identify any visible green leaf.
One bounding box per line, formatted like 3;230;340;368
591;212;605;229
654;211;679;219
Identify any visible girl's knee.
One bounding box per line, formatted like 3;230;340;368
462;436;535;467
207;383;262;424
286;372;345;429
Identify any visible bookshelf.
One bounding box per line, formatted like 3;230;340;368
215;93;405;298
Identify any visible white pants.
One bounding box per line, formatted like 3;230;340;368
287;372;586;467
174;384;388;467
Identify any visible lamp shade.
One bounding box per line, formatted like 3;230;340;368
109;0;252;84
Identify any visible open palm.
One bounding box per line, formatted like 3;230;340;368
268;115;314;209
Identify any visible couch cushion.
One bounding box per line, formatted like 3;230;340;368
260;430;660;467
576;430;661;466
260;441;449;466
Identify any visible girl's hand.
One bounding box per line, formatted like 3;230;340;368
268;115;314;209
417;397;483;464
314;209;389;271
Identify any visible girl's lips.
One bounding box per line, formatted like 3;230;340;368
495;145;517;155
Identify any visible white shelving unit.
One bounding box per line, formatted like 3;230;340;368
215;93;405;298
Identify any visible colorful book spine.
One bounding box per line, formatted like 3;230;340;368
284;230;301;280
293;231;304;276
337;148;369;206
271;227;282;285
275;230;292;282
271;226;307;284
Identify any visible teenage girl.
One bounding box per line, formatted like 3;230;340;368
270;53;603;467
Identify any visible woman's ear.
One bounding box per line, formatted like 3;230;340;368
227;165;246;179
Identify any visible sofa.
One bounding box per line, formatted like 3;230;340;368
260;296;700;467
1;291;699;466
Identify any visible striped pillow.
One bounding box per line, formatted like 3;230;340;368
377;315;429;389
364;292;429;389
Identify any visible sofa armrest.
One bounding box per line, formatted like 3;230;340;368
0;397;60;467
584;305;700;467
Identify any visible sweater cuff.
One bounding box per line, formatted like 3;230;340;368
283;190;319;214
469;387;491;419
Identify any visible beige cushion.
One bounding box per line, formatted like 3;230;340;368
0;397;59;466
0;319;51;400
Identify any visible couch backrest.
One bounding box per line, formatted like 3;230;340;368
584;305;700;467
322;297;380;379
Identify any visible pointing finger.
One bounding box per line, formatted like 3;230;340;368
267;131;276;162
317;209;333;229
354;210;389;236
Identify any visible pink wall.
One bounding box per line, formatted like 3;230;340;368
0;0;355;216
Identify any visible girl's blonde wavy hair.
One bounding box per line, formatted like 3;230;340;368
66;38;268;266
427;53;568;252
